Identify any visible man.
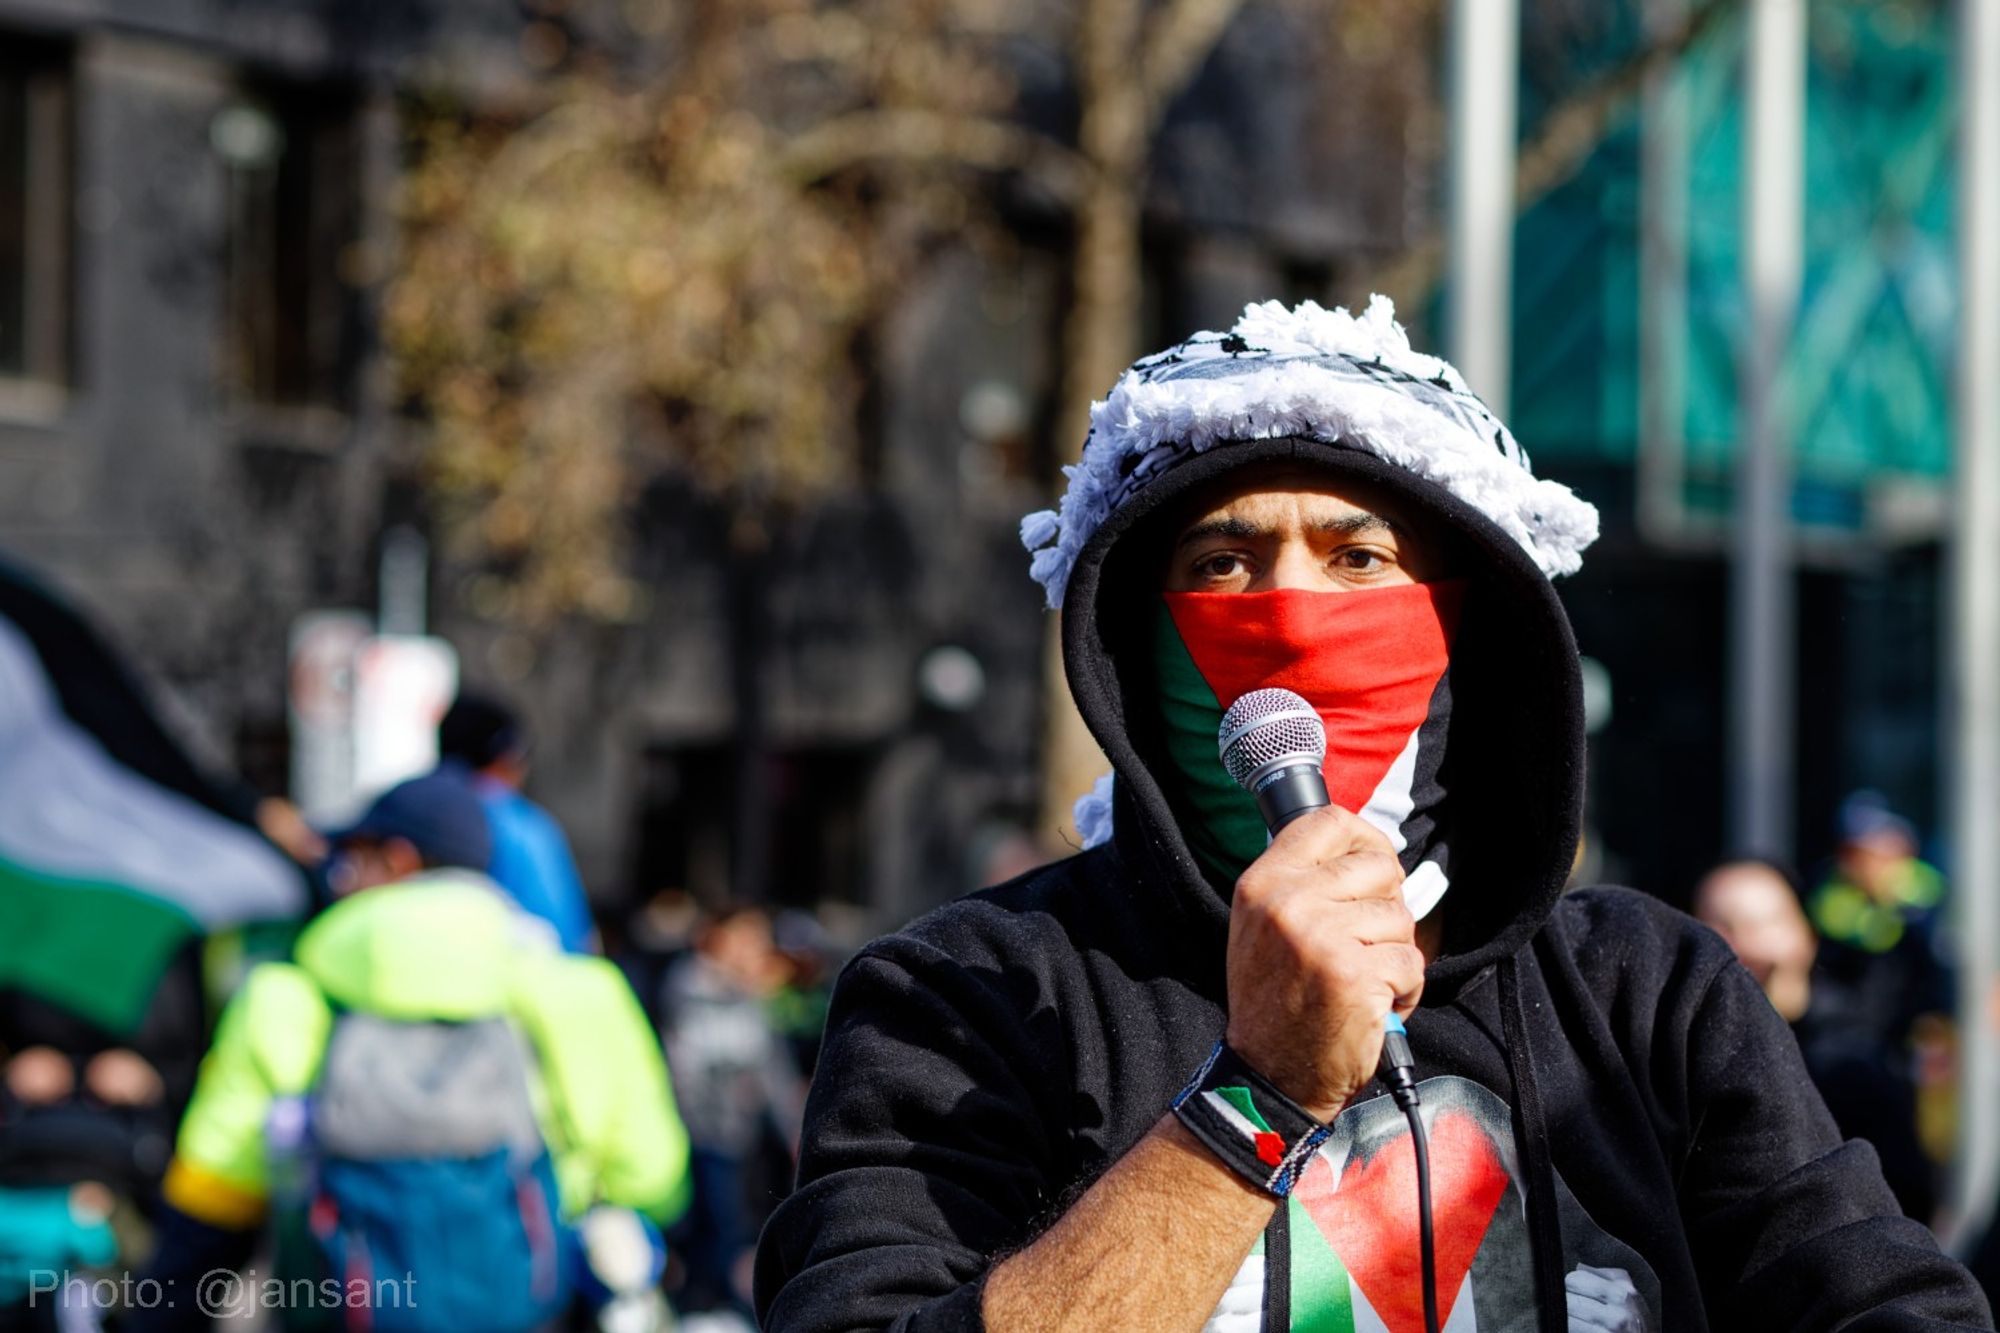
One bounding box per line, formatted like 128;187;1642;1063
1809;792;1954;1059
1694;859;1819;1026
438;693;598;952
1696;858;1936;1222
136;771;689;1331
756;299;1988;1329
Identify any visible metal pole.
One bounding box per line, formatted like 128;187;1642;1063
1729;0;1803;857
377;526;429;637
1638;0;1691;544
1945;0;2000;1252
1447;0;1519;415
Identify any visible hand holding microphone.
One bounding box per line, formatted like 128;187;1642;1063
1218;689;1440;1333
1217;688;1425;1121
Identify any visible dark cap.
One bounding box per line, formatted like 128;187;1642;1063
1839;790;1917;849
327;769;494;872
438;694;524;770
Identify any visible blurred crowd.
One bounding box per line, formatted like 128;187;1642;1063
0;695;836;1333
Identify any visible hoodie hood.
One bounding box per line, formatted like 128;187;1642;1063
1034;299;1594;1000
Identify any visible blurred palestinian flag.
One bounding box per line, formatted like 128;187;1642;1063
0;560;306;1035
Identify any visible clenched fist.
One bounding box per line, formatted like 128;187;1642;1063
1224;805;1425;1120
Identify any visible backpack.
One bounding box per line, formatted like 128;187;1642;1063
281;1010;571;1333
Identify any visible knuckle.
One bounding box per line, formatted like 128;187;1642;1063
1235;870;1290;915
1368;903;1417;944
1279;804;1358;856
1313;803;1360;834
1355;846;1401;882
1333;848;1404;897
1260;886;1309;934
1362;845;1407;877
1363;888;1410;918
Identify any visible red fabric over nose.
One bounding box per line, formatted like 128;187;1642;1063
1162;582;1462;814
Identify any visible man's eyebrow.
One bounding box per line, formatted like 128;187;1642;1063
1174;516;1266;548
1310;511;1399;539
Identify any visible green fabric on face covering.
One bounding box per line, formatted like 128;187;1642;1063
1154;602;1270;883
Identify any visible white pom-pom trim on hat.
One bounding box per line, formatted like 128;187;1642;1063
1021;296;1600;608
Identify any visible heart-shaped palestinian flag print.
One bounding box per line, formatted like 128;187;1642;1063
1289;1110;1511;1333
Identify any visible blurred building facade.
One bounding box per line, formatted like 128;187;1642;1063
0;0;1437;928
0;0;525;803
2;0;1954;924
1513;0;1955;900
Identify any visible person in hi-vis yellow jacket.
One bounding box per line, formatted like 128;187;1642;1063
131;770;689;1332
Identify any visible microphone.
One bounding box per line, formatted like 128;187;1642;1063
1218;686;1439;1333
1215;687;1417;1086
1217;687;1330;832
1215;686;1421;1085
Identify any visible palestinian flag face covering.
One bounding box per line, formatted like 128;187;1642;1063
1154;580;1464;915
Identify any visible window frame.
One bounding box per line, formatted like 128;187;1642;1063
0;36;75;415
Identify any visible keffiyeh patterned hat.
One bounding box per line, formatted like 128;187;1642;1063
1020;296;1599;610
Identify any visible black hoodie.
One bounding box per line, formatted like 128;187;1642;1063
757;333;1989;1332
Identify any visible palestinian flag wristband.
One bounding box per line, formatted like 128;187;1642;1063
1171;1040;1333;1198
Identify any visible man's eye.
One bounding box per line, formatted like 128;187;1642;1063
1336;548;1390;571
1197;554;1245;578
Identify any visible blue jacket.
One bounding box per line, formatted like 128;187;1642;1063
478;779;595;954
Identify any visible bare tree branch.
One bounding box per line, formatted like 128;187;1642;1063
1139;0;1249;129
1516;0;1732;204
1352;0;1735;307
778;107;1090;199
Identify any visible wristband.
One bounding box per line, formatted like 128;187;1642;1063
1171;1041;1333;1197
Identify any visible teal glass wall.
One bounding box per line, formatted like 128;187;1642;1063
1511;0;1955;532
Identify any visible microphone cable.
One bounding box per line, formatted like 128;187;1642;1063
1380;1013;1438;1333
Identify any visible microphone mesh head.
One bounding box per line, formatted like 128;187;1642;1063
1217;688;1326;791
